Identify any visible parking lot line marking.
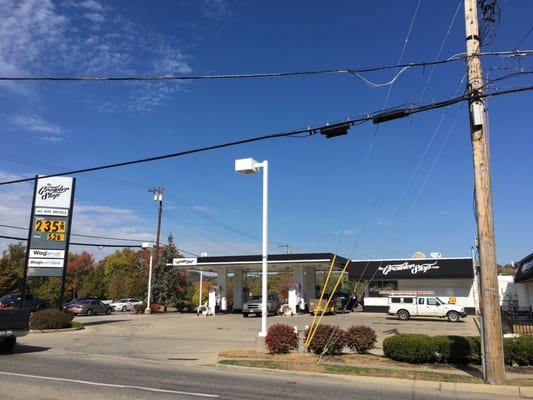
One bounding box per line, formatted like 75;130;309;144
0;370;219;398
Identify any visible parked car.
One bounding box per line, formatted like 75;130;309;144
63;296;98;311
110;298;143;312
0;307;30;353
309;291;356;315
0;293;50;312
242;294;280;317
388;295;466;322
66;299;113;316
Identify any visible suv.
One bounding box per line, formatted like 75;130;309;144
242;294;280;318
388;295;466;322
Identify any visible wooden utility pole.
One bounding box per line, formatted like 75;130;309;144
464;0;505;384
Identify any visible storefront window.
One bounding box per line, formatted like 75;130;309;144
367;280;398;297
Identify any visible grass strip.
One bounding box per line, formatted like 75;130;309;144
219;359;484;384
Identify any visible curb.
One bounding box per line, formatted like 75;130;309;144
29;326;84;334
216;361;529;398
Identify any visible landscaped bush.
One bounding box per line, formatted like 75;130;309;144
384;334;533;366
433;335;475;364
504;336;533;366
265;324;299;354
305;325;346;355
383;334;438;363
134;303;161;314
30;309;74;330
345;325;377;354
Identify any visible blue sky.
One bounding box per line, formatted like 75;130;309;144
0;0;531;263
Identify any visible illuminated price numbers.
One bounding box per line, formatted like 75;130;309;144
34;219;66;233
46;233;65;241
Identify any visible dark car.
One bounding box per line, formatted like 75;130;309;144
0;294;51;312
66;299;113;316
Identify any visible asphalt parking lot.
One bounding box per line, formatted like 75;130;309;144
18;310;479;365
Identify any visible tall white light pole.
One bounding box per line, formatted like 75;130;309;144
235;158;269;337
142;242;154;314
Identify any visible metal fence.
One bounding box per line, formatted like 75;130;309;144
501;306;533;335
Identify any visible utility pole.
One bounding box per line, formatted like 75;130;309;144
149;187;164;264
464;0;505;384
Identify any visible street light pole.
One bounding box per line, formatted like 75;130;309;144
235;158;269;337
142;243;153;314
260;160;268;337
149;186;164;264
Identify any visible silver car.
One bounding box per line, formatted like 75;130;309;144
242;294;280;318
67;299;113;316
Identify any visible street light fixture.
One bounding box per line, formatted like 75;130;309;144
235;157;269;337
142;242;153;314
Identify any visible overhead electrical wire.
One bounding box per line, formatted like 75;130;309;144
0;223;199;255
392;0;463;216
0;233;141;248
1;84;532;188
0;50;530;82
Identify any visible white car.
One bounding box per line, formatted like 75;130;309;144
111;298;143;312
388;295;466;322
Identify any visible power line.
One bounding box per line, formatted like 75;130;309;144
0;223;199;256
0;223;153;242
515;26;533;50
0;50;530;82
1;84;532;188
0;233;141;248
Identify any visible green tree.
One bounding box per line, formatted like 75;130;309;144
0;243;25;295
78;262;107;299
151;234;189;309
101;248;145;300
497;263;516;275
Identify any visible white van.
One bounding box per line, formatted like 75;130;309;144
388;295;466;322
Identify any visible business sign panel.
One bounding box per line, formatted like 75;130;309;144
26;177;75;277
173;257;197;266
348;258;474;280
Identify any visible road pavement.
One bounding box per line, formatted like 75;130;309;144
0;347;517;400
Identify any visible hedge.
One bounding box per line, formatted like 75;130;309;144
345;325;377;354
30;309;74;330
383;334;438;363
305;325;346;355
265;324;299;354
383;334;533;366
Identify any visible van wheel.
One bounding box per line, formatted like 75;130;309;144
447;311;460;322
397;310;410;321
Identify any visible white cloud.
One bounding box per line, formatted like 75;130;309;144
0;0;192;110
0;169;154;259
10;114;63;135
84;12;104;23
78;0;104;12
202;0;232;21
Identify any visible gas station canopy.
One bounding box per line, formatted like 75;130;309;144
174;252;349;273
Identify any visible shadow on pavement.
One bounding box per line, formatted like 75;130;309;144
80;319;127;327
384;317;465;324
11;344;50;354
455;363;484;379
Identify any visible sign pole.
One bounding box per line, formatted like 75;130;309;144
58;178;76;310
21;175;40;310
